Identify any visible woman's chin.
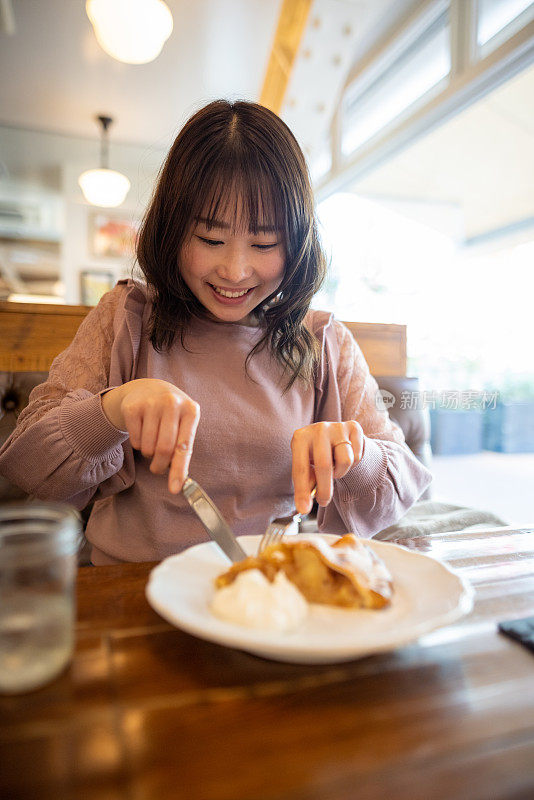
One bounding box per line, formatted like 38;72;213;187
211;308;257;326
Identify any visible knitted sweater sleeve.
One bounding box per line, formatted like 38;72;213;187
317;320;432;536
0;284;132;508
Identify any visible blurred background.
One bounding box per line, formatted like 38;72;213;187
1;0;533;523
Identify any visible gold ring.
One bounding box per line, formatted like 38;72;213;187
333;440;352;448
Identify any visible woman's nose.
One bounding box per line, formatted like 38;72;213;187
216;249;253;284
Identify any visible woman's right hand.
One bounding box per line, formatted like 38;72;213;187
101;378;200;494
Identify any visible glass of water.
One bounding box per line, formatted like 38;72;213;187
0;503;81;694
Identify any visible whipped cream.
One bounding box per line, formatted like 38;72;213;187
211;569;308;632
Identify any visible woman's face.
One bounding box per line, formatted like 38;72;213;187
179;203;286;325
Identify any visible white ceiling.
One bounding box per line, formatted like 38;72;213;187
1;0;532;244
0;0;282;146
0;0;406;150
0;0;407;199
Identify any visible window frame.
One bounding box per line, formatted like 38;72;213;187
316;0;534;201
340;2;451;157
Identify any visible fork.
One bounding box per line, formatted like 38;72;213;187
257;487;316;555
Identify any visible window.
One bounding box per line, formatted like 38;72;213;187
341;11;451;156
477;0;534;53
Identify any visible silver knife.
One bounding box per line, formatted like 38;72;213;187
182;477;247;562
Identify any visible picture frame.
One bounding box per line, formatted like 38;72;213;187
80;269;115;306
89;212;139;259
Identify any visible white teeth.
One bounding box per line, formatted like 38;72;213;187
213;286;251;298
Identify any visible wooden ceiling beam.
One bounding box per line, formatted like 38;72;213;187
260;0;313;114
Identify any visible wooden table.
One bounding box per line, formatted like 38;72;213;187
2;526;534;800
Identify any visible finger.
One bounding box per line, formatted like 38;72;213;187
150;405;179;474
347;420;365;464
332;424;355;479
312;428;334;507
123;405;142;450
291;430;315;514
169;402;200;493
139;404;161;458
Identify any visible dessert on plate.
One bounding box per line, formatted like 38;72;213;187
215;533;394;610
211;568;308;631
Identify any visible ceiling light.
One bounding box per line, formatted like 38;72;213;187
78;116;131;208
86;0;173;64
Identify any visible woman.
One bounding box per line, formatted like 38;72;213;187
0;100;431;564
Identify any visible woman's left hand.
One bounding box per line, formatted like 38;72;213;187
291;421;364;514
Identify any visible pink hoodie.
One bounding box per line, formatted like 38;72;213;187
0;280;431;563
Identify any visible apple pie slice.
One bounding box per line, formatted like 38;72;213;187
215;534;393;609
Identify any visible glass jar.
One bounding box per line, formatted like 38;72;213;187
0;503;81;694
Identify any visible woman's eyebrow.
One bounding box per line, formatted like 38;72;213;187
195;216;278;233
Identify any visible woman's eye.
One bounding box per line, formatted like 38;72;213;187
197;236;223;247
253;243;278;250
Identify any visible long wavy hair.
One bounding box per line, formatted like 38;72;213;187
136;99;327;390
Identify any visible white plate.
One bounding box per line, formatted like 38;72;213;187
146;534;474;664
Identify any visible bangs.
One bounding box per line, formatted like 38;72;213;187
189;156;286;237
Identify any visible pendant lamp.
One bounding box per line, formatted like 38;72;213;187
78;116;131;208
86;0;173;64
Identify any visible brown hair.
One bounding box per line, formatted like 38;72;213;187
136;99;327;389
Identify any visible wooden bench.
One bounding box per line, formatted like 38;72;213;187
0;301;407;376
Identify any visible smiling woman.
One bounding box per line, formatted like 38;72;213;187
0;99;431;564
136;99;326;387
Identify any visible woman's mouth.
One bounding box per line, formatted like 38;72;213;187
208;284;255;305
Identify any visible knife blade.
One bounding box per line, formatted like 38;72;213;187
182;477;247;562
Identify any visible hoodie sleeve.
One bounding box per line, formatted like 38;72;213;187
0;283;135;508
313;317;432;537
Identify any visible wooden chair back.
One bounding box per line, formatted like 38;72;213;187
0;301;407;376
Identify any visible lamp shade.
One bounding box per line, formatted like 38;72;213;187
78;168;131;208
86;0;173;64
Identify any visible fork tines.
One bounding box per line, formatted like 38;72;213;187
258;513;300;555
